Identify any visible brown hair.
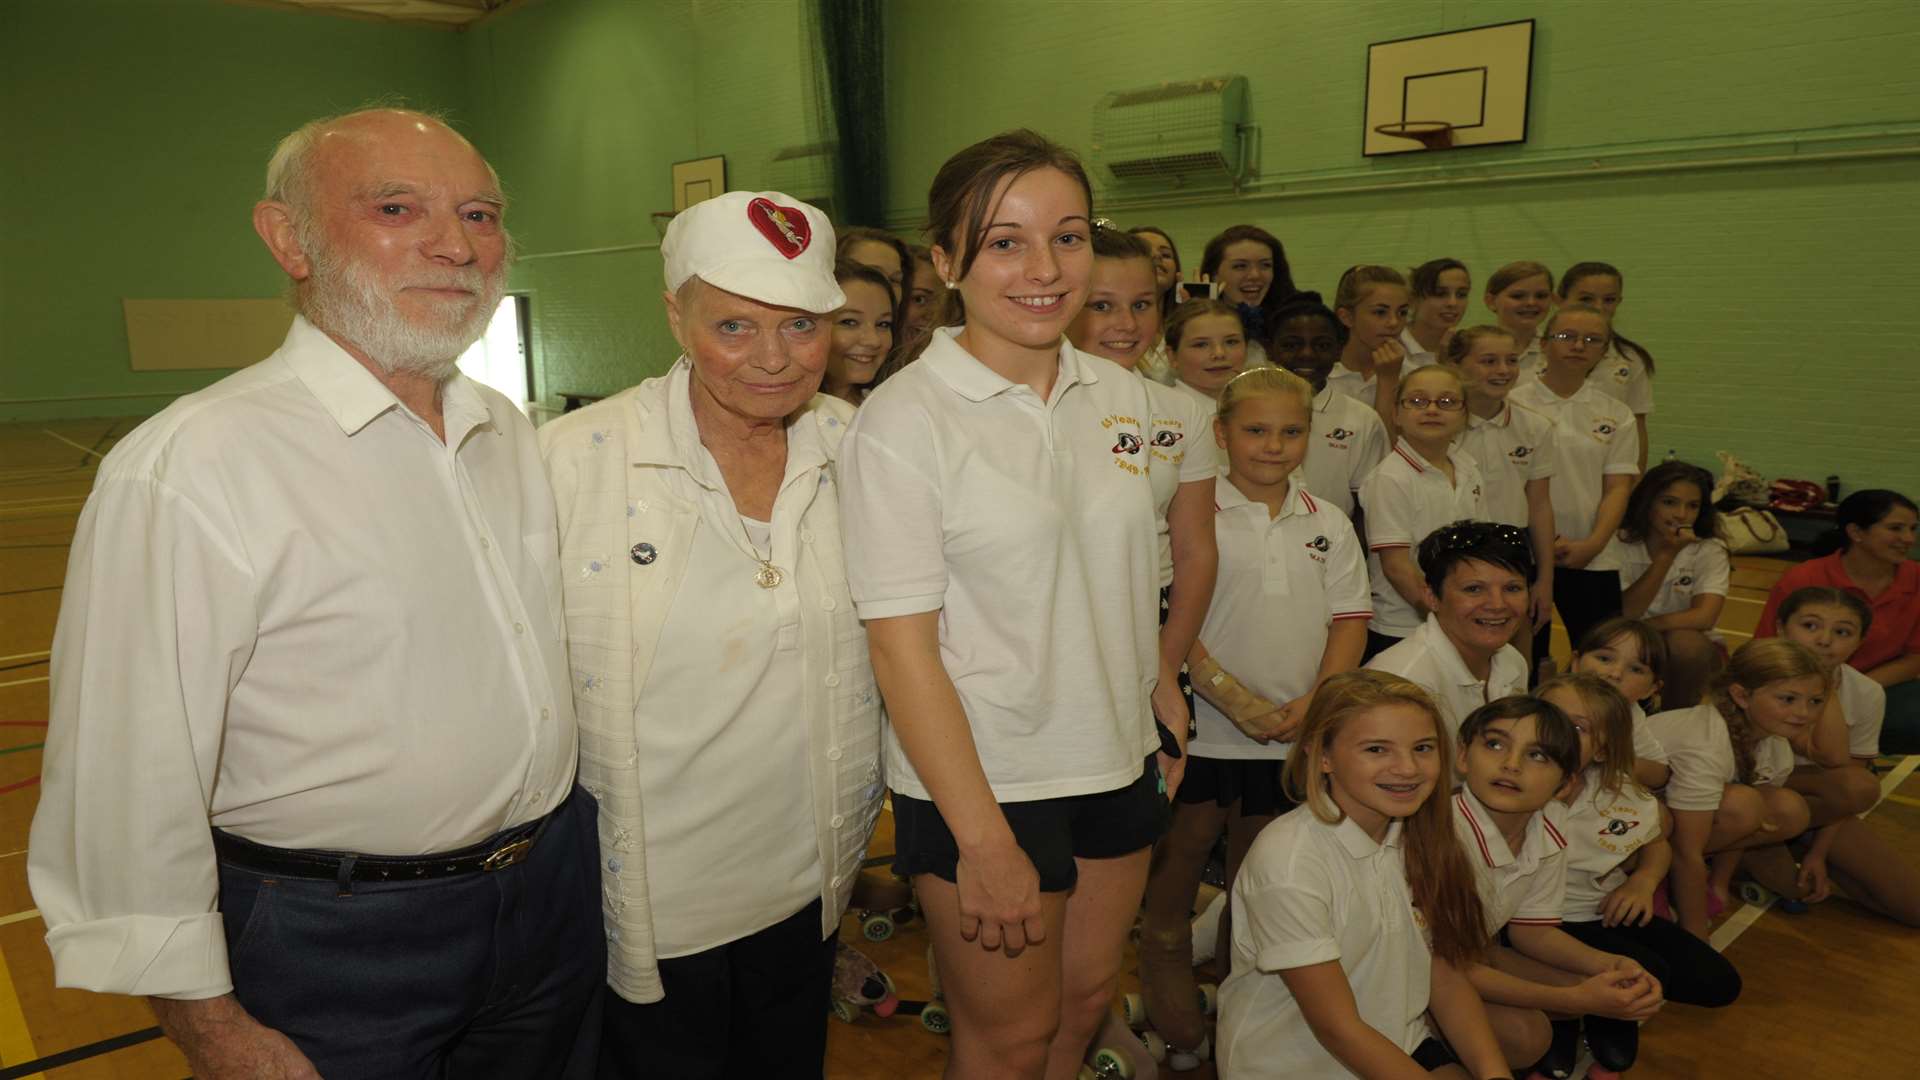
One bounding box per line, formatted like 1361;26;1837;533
1777;585;1874;638
925;129;1092;283
1576;617;1670;704
1091;221;1154;262
1538;674;1641;798
1200;225;1300;319
1711;639;1826;783
1128;224;1181;315
1282;670;1488;967
1334;264;1410;313
1559;261;1655;375
1164;297;1243;351
1486;260;1555;298
1216;367;1313;422
1542;302;1610;342
1410;257;1469;298
1442;324;1518;366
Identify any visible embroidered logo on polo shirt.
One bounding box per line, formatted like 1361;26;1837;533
1113;432;1143;454
1151;429;1183;447
1612;365;1632;381
1591;419;1618;441
1602;817;1639;836
1328;427;1355;442
1675;575;1694;588
1510;445;1533;461
747;197;811;258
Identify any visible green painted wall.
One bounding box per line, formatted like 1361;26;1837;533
886;0;1920;494
0;0;470;422
465;0;822;406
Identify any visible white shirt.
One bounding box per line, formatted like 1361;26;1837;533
1399;327;1441;372
29;317;577;1001
1171;376;1218;414
1508;379;1639;545
1138;341;1177;386
1646;703;1795;812
1219;810;1428;1078
1796;664;1886;764
1191;476;1372;761
1527;341;1654;416
840;329;1160;801
1452;788;1569;933
1559;769;1663;923
1325;361;1378;409
1457;401;1557;529
1605;537;1731;618
1300;385;1390;519
1367;615;1530;736
1145;376;1223;587
1360;440;1490;638
1631;702;1669;765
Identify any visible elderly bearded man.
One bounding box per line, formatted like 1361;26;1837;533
29;109;603;1079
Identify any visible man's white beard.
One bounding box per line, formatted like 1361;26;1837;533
299;226;507;382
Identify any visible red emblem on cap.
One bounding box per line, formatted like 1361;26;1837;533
747;197;810;259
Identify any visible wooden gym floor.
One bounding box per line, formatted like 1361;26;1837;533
1;416;1916;1078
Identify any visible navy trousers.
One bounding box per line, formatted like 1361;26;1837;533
217;787;606;1079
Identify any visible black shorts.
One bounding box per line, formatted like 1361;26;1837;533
1175;755;1297;818
891;756;1165;893
1411;1035;1458;1069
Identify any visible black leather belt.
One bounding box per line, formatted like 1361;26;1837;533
213;807;556;885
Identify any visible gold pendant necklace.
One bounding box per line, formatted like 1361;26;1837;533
754;561;784;589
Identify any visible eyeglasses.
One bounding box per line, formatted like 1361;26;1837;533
1398;394;1465;411
1547;331;1608;347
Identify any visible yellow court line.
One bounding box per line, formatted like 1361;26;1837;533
0;939;42;1078
0;911;38;928
37;429;107;459
0;676;49;690
0;653;49;666
1885;794;1920;810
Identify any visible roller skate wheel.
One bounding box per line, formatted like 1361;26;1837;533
1141;1031;1168;1062
829;997;859;1023
1196;982;1218;1017
1735;881;1773;906
1167;1049;1201;1072
1120;992;1149;1030
875;970;897;996
920;1001;951;1035
1089;1047;1135;1079
861;912;895;942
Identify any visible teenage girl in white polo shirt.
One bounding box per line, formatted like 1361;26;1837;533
1217;670;1512;1079
1135;368;1371;1059
1483;262;1555;376
839;131;1172;1079
1166;297;1252;408
1756;588;1920;925
1329;264;1413;437
1269;295;1390;522
1360;365;1488;660
1199;224;1300;367
1541;674;1740;1078
1508;305;1640;669
1403;258;1471;371
1443;325;1557;665
1557;263;1656;470
1645;639;1818;940
1607;461;1729;707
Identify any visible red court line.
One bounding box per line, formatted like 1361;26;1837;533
0;777;39;795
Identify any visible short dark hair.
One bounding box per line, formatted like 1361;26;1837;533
1459;694;1582;780
1814;489;1918;557
1418;520;1536;596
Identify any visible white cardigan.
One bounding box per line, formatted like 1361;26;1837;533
539;362;884;1004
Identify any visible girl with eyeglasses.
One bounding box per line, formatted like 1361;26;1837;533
1358;366;1489;660
1556;262;1656;469
1509;306;1640;670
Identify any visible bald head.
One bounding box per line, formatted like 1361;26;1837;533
264;108;503;226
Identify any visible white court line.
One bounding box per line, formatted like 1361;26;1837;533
38;429;108;459
1724;595;1765;606
0;653;49;665
0;676;49;689
0;910;38;928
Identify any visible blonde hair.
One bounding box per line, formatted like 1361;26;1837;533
1486;260;1554;297
1282;670;1488;966
1443;323;1518;365
1543;302;1610;341
1538;674;1641;799
1397;364;1462;400
1217;367;1313;421
1712;639;1826;783
1334;264;1409;312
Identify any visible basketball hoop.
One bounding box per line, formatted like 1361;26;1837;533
1373;121;1455;150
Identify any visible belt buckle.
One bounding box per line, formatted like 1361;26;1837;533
481;837;534;872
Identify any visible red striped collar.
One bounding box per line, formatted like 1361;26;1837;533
1392;445;1426;473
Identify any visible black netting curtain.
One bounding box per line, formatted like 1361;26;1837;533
809;0;888;227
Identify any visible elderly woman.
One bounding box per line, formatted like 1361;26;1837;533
539;191;883;1078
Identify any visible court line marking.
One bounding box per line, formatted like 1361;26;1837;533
36;430;106;460
1887;793;1920;809
1875;754;1920;806
0;656;48;666
0;498;88;510
0;678;47;691
0;932;39;1078
0;913;36;930
0;1025;161;1079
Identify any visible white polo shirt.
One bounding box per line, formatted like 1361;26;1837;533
1367;615;1530;735
1457;401;1557;529
1359;440;1490;639
840;328;1160;802
1172;377;1218;414
1559;770;1663;923
1325;361;1378;408
1631;701;1669;766
1145;376;1223;587
1527;341;1653;416
1191;475;1372;761
1605;537;1730;619
1452;788;1570;933
1399;327;1441;372
1645;703;1795;812
1508;379;1639;544
1299;385;1389;519
1218;810;1429;1078
1795;664;1886;764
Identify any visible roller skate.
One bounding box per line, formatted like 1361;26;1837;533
850;869;920;942
892;943;951;1035
1078;1009;1160;1079
1122;922;1215;1070
828;941;899;1023
1524;1017;1579;1079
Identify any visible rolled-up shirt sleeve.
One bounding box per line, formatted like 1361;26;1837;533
28;473;258;999
839;411;947;620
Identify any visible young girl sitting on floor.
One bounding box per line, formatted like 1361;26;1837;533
1217;670;1513;1079
1570;617;1674;791
1605;461;1729;708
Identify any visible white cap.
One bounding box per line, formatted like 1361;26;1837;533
662;191;844;313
